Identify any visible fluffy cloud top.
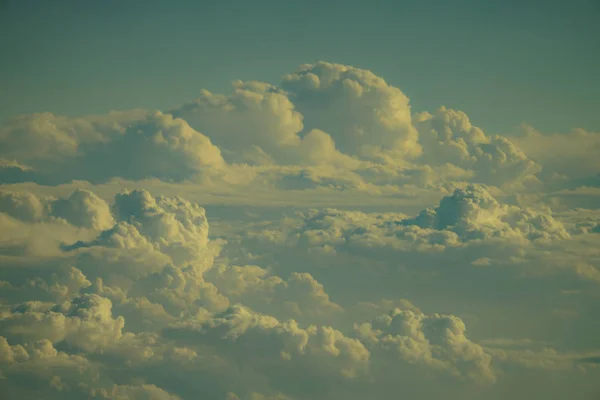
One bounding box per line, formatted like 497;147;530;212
0;294;124;352
414;107;541;187
66;188;213;267
3;61;593;195
247;185;569;258
1;185;598;399
281;61;421;161
172;79;357;168
1;61;599;399
400;184;569;241
0;188;113;230
356;308;495;383
0;111;224;183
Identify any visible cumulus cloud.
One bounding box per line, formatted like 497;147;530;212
172;79;357;168
355;307;495;383
206;265;343;325
0;189;48;222
244;185;569;263
399;184;569;241
165;304;370;382
90;384;181;400
51;189;115;230
1;61;600;399
0;266;91;304
508;124;600;189
0;188;113;230
229;182;600;355
0;337;98;399
64;188;218;276
414;107;541;188
0;111;224;184
0;61;554;194
0;294;124;352
1;185;598;399
281;61;421;161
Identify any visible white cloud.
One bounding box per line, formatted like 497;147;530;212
355;307;495;383
206;265;343;325
165;304;370;380
1;185;599;399
0;189;48;222
51;189;115;230
0;188;113;231
0;111;224;183
414;107;541;188
0;294;123;352
64;188;220;277
399;184;569;241
508;125;600;188
281;61;421;161
1;61;600;399
172;79;357;168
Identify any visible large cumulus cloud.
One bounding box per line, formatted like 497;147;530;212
2;61;600;399
0;61;551;193
355;307;495;383
171;79;357;168
229;184;599;352
0;111;224;184
281;61;421;161
414;107;541;188
3;187;596;399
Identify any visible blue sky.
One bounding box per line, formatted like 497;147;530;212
1;0;598;134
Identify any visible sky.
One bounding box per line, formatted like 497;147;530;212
1;0;599;134
1;1;600;400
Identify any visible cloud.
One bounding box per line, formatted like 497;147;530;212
0;61;555;194
64;188;219;272
164;304;371;383
206;265;343;325
90;384;181;400
51;189;115;230
0;111;224;184
172;79;357;168
1;61;600;399
244;185;569;266
0;189;48;222
0;336;99;399
281;61;421;161
414;108;541;188
0;159;41;185
0;294;125;352
355;307;495;383
0;266;91;304
228;183;600;358
129;263;229;316
508;125;600;188
1;185;599;399
399;184;569;241
0;188;113;231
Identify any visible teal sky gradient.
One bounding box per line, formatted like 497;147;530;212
1;0;598;134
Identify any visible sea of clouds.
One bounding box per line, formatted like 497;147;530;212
1;62;599;400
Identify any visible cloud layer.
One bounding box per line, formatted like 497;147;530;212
1;61;599;399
